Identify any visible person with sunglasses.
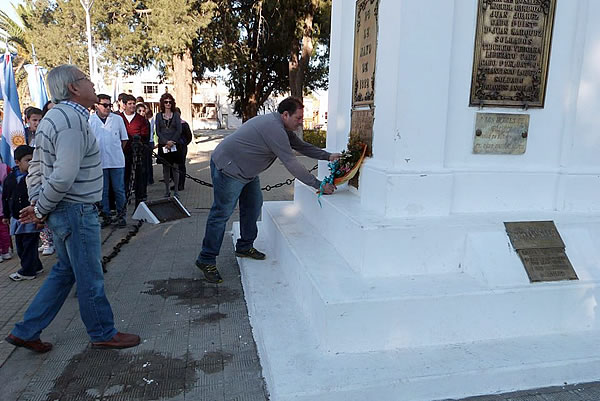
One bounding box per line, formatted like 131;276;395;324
89;94;129;227
155;93;182;198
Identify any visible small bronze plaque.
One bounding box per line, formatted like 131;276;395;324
505;221;578;283
504;221;564;249
473;113;529;154
469;0;557;108
348;108;374;188
517;248;578;282
352;0;379;107
350;108;374;157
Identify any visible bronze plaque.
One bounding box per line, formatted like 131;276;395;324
504;221;564;249
505;221;578;283
348;108;374;188
517;248;578;282
473;112;529;154
352;0;379;107
469;0;557;108
350;108;374;157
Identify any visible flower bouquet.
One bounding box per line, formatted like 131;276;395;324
318;140;368;201
332;140;368;186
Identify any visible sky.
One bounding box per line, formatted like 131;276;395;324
0;0;21;25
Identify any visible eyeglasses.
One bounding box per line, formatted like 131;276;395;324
163;100;172;104
97;103;111;108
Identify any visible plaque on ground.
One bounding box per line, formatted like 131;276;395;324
469;0;557;108
517;248;577;282
505;221;578;283
473;112;529;154
352;0;379;107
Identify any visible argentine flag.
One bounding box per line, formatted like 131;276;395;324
24;64;49;109
0;52;26;166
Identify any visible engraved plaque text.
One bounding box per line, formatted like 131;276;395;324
504;221;564;249
469;0;557;108
473;112;529;154
353;0;379;107
505;221;578;283
517;248;577;282
350;108;374;157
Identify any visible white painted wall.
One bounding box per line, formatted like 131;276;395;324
327;0;600;217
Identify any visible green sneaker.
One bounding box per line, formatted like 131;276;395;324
235;247;266;260
195;261;223;284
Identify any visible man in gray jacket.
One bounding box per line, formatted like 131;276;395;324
196;97;339;283
5;65;140;353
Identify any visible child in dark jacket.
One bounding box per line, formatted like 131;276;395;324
3;145;43;281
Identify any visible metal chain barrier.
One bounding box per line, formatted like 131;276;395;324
103;142;318;272
151;149;318;191
102;220;144;272
102;136;145;272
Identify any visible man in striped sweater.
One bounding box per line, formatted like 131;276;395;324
4;65;140;353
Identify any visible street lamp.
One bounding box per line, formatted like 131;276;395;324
79;0;95;85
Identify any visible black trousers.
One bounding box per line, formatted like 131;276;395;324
124;148;148;202
16;232;43;276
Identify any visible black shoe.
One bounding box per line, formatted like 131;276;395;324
195;261;223;283
235;247;266;260
178;184;184;191
116;218;127;228
101;218;112;228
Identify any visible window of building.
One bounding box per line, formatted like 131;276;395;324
143;85;158;94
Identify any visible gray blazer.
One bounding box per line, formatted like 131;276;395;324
156;112;182;145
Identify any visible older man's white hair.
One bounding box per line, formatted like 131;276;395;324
46;65;84;104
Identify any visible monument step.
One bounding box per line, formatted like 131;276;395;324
293;180;600;279
247;201;600;353
235;228;600;401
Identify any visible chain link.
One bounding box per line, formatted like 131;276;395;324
102;220;144;272
102;149;318;271
151;150;317;192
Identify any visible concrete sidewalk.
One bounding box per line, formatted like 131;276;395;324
0;133;599;401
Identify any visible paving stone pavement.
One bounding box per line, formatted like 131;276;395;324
1;133;600;401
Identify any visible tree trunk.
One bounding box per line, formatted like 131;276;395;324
172;49;194;129
289;9;315;140
242;95;259;122
288;11;314;98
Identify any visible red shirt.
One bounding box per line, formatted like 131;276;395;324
118;112;150;152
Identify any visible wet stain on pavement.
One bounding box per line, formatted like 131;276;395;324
142;278;241;306
192;311;228;324
198;351;233;374
45;349;199;401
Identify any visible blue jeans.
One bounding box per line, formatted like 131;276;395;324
12;202;117;342
102;168;126;215
198;160;263;265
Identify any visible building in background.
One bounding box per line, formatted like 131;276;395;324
117;69;242;130
115;68;327;132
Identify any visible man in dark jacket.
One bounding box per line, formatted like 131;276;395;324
3;145;43;281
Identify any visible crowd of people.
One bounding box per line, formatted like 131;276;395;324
2;80;193;282
3;63;338;354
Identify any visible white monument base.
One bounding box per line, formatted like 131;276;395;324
233;181;600;401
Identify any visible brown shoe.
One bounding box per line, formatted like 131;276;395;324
91;332;140;349
5;334;52;353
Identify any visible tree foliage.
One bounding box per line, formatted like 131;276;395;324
0;4;36;102
193;0;331;121
6;0;332;121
